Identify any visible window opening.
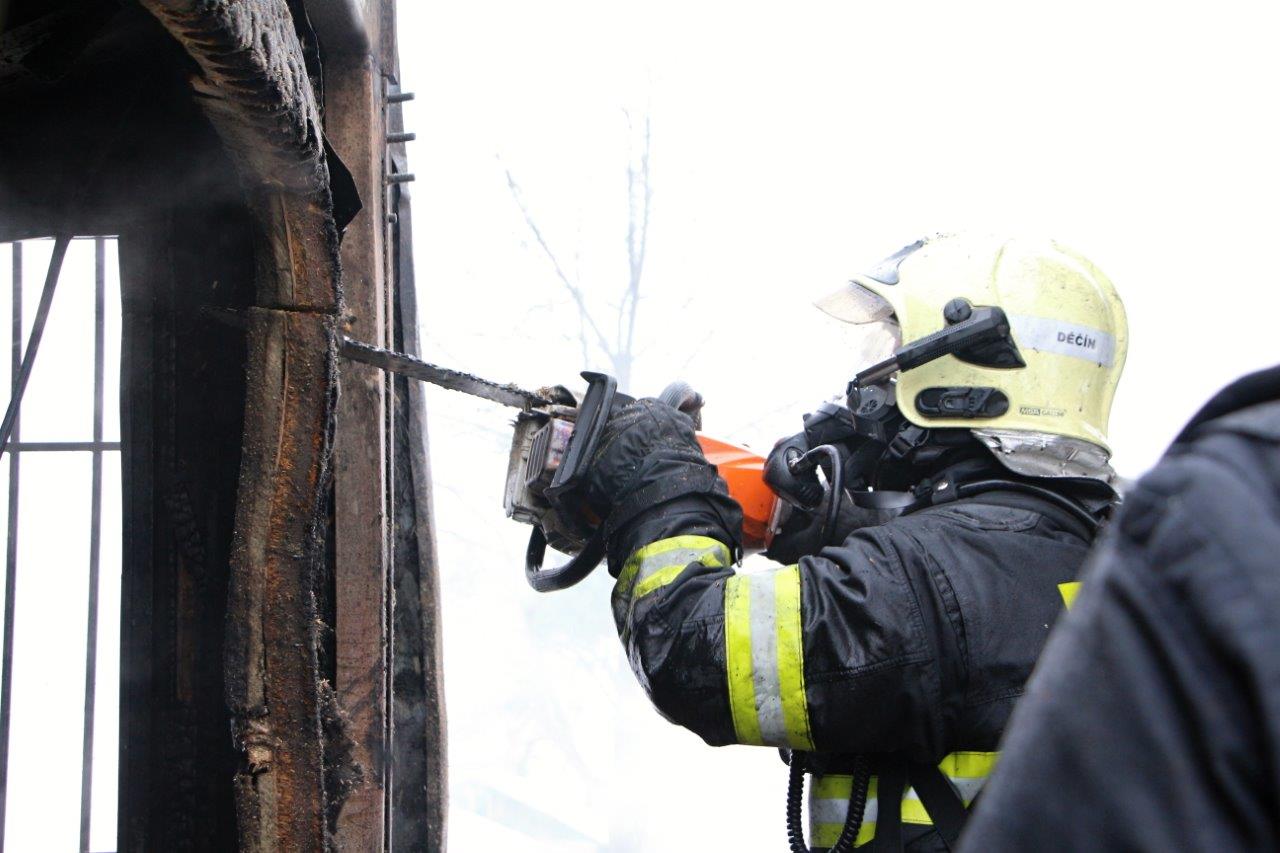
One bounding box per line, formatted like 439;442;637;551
0;237;122;853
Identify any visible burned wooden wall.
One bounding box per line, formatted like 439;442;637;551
0;0;445;849
118;195;254;852
1;6;252;847
312;2;447;848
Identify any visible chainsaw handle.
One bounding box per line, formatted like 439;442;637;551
544;372;617;503
657;380;704;430
525;526;607;592
525;372;683;592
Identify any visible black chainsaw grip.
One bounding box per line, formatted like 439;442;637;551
657;380;704;430
525;526;607;592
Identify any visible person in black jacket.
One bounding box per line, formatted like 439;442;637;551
958;364;1280;851
583;234;1131;850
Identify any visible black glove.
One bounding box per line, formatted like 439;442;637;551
763;492;887;564
764;431;824;509
584;398;742;574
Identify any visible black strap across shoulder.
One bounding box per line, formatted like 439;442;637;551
860;758;969;852
906;763;968;848
867;759;906;851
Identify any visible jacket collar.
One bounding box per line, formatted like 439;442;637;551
1176;364;1280;444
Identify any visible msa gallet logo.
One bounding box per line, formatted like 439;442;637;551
1020;405;1066;417
1057;330;1097;350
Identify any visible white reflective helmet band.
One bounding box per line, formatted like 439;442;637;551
1009;315;1117;368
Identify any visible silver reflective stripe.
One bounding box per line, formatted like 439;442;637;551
724;566;813;749
1010;314;1116;367
810;796;879;826
808;752;996;841
748;571;786;745
943;775;984;805
633;546;717;590
612;537;730;634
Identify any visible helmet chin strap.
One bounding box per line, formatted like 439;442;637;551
821;298;1028;515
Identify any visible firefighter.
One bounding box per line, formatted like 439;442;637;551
958;364;1280;851
583;233;1128;851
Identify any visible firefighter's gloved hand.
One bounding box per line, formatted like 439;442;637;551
585;398;742;575
764;492;886;564
584;399;700;514
764;432;824;509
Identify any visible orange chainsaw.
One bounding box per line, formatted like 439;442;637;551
341;339;780;591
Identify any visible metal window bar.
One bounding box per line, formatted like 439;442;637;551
0;237;121;853
0;241;24;851
79;237;107;853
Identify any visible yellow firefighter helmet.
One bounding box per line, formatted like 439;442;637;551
816;233;1128;483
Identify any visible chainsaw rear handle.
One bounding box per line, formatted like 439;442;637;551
523;375;776;591
525;526;607;592
525;372;619;592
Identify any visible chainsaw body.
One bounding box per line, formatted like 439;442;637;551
503;373;779;591
504;410;585;554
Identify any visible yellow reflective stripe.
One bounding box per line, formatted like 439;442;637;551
633;564;685;598
776;565;815;751
613;536;731;634
813;775;851;800
1059;581;1081;610
812;774;879;801
812;823;842;848
810;773;878;849
939;751;998;779
724;566;813;749
724;574;763;745
618;535;730;596
808;751;998;844
901;797;932;825
625;534;731;565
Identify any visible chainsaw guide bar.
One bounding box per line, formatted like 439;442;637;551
339;337;553;411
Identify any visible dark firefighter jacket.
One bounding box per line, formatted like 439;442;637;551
959;365;1280;852
608;448;1096;849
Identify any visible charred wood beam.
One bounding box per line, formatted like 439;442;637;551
227;308;336;852
324;50;391;849
139;0;328;198
137;2;346;850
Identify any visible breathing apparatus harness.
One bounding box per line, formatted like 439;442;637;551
772;299;1105;853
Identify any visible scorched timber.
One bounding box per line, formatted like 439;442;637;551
138;2;346;851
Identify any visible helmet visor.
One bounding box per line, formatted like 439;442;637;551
815;281;896;324
813;283;902;371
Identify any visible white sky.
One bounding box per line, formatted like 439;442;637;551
0;238;121;852
396;2;1280;850
6;3;1280;851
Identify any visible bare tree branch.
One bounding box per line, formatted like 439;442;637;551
501;107;653;390
504;165;616;363
617;108;652;388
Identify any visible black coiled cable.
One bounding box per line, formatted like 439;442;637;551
786;754;872;853
787;445;845;546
